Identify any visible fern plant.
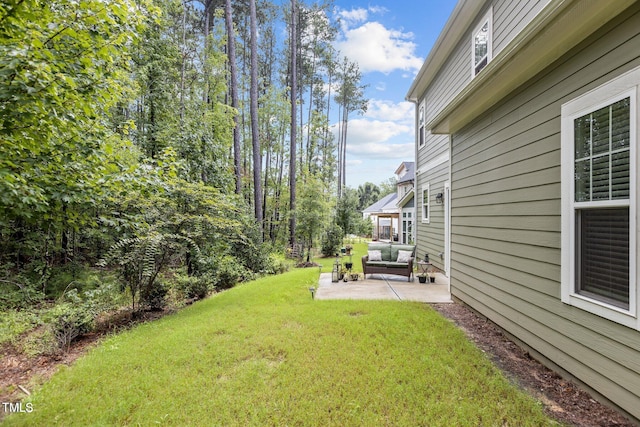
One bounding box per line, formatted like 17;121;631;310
98;232;201;312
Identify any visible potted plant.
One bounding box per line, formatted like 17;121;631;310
344;253;353;271
417;273;427;284
340;265;348;281
428;268;436;283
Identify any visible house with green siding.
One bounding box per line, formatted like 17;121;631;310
407;0;640;420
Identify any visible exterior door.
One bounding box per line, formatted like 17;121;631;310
444;182;451;278
402;211;413;244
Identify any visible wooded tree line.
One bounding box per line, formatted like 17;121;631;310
1;0;385;305
124;0;371;245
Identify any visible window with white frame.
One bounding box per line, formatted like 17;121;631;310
472;8;492;77
561;66;639;329
418;102;425;148
422;184;430;223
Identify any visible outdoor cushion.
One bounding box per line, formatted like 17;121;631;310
368;243;391;261
367;261;409;268
396;250;413;263
390;244;415;262
368;250;382;261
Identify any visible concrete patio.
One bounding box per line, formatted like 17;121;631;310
315;272;452;303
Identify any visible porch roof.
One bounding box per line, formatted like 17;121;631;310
363;193;398;215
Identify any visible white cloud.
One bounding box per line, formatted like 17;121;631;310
335;21;423;74
330;119;413;159
375;81;386;91
336;7;369;27
365;99;414;123
348;142;414;159
332;118;411;146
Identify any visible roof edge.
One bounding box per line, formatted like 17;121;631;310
406;0;485;103
429;0;635;134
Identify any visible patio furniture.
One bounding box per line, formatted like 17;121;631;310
362;243;416;281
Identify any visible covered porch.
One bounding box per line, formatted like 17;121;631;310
372;213;399;242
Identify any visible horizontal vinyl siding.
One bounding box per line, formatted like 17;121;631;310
427;45;470;123
450;3;640;420
423;0;550;124
417;133;447;165
416;132;449;272
493;0;549;54
416;162;448;271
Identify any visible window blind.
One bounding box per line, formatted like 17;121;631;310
576;208;629;309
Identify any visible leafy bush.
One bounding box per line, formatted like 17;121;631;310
268;253;291;275
98;232;201;311
355;217;373;238
141;281;168;311
20;327;58;357
0;309;42;346
230;220;273;274
174;274;211;300
0;276;43;310
45;262;86;298
214;256;252;290
45;301;95;352
81;275;128;313
321;224;344;257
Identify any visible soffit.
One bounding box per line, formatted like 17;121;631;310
428;0;635;134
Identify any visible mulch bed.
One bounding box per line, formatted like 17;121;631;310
431;302;637;427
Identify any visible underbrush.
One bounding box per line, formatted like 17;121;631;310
1;253;294;357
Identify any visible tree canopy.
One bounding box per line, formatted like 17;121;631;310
0;0;372;307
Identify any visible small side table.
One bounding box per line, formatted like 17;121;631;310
416;261;431;283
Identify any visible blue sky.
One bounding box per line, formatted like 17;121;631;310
327;1;457;188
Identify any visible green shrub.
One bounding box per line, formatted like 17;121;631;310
20;326;58;357
230;221;272;274
140;281;168;311
45;262;85;298
174;274;211;300
355;217;373;238
45;301;95;352
215;256;253;290
268;253;291;275
321;224;344;257
0;309;42;346
81;275;128;313
0;276;43;310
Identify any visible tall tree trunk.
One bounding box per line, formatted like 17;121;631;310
289;0;297;247
225;0;241;194
341;105;348;193
336;103;343;198
249;0;263;236
203;0;211;104
180;1;186;122
263;140;271;232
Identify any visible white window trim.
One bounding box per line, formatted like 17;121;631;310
418;100;426;150
422;183;430;223
471;7;492;78
561;66;640;330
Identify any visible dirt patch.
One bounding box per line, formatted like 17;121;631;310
0;308;168;420
431;302;637;427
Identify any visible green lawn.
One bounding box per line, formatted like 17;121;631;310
4;248;557;426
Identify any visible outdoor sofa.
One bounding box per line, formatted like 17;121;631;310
361;243;415;281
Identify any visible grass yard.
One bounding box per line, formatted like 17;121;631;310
4;245;557;426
